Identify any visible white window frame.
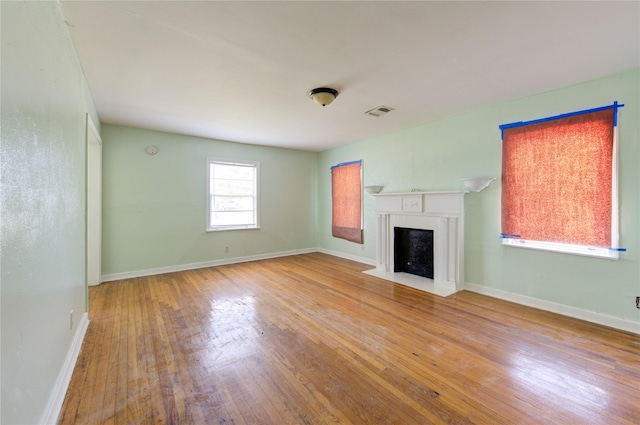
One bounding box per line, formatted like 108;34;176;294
206;158;260;232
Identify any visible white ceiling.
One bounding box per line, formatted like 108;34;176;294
61;1;640;152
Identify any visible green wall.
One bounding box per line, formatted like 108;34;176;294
318;69;640;324
1;2;635;423
101;125;317;276
1;1;99;423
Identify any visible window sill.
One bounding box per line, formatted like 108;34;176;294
207;225;260;232
502;238;620;260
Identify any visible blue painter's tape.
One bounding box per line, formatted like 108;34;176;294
498;102;624;139
330;159;362;170
500;233;521;239
609;247;627;252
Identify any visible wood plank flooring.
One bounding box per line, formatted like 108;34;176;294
58;253;640;424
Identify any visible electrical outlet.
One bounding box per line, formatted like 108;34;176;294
70;310;74;330
224;246;230;253
636;296;639;309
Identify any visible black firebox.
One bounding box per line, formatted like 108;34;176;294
394;227;434;279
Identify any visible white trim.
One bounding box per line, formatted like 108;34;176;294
502;238;619;260
101;248;317;282
464;281;639;335
40;312;90;425
87;114;102;146
86;114;103;288
316;247;375;266
611;124;620;252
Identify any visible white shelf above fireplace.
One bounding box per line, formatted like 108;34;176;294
363;191;466;297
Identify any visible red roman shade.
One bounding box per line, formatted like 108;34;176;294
501;108;615;247
331;160;363;244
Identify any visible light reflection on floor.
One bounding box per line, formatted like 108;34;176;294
204;295;258;368
508;352;611;413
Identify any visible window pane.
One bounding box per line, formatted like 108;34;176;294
213;163;255;180
213;179;254;196
212;196;254;212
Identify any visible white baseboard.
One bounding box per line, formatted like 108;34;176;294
316;248;375;266
464;282;640;335
40;312;90;425
101;248;318;282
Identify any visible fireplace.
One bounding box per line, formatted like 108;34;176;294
363;191;466;296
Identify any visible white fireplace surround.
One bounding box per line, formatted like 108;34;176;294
363;191;466;296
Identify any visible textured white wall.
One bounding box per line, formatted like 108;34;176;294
1;2;98;423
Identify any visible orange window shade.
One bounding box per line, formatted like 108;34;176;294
331;161;363;244
502;109;614;247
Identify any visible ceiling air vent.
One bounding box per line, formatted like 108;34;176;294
365;106;395;117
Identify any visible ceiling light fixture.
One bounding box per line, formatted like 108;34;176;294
309;87;338;106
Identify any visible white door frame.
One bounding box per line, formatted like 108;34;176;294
86;115;102;297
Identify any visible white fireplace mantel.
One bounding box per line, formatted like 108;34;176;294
363;191;466;296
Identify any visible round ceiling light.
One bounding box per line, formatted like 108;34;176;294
309;87;339;106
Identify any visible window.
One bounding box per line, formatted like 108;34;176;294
207;159;259;231
499;102;622;259
331;160;363;244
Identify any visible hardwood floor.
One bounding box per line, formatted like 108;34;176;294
59;253;640;424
